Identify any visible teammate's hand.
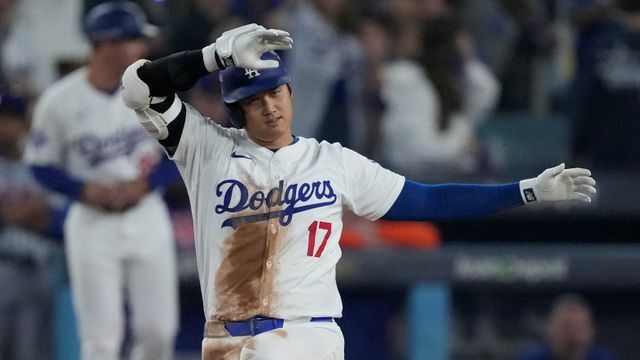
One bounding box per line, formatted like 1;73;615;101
120;177;150;208
203;23;293;71
519;163;597;203
81;183;123;211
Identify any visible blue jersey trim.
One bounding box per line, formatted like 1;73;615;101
148;156;182;190
30;165;84;199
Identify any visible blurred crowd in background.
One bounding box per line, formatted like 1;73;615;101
4;0;640;180
2;0;640;359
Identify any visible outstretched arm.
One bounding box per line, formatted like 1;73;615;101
120;23;293;147
383;164;596;221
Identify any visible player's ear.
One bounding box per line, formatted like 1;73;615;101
286;84;292;98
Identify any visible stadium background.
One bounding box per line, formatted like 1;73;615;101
1;0;639;359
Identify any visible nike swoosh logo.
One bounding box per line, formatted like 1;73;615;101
231;151;252;160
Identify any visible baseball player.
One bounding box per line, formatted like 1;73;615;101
120;24;597;359
23;2;180;360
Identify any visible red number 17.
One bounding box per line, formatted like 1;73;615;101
307;221;332;257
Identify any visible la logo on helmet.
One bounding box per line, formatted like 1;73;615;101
244;69;261;79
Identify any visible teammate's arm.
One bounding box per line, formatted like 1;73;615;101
29;165;130;212
382;163;596;220
120;23;293;149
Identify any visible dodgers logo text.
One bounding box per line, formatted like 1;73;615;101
215;179;337;228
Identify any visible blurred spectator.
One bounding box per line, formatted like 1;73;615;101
229;0;286;26
571;0;617;65
566;0;617;108
387;0;425;59
517;293;616;360
188;74;231;126
167;0;233;53
377;14;500;181
0;0;17;85
357;10;394;158
285;0;368;151
458;0;519;76
0;86;67;360
494;0;555;111
570;0;640;171
1;0;89;96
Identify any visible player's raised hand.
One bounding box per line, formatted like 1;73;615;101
519;163;597;203
203;23;293;71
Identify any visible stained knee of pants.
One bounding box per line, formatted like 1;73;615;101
202;337;246;360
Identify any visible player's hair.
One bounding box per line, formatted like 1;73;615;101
417;14;464;132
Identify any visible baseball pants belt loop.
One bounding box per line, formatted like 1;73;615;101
221;316;334;337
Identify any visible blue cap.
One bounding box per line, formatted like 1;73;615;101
83;1;158;44
219;51;290;104
219;51;290;128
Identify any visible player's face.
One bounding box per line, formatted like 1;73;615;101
239;84;293;149
100;38;150;73
547;307;594;356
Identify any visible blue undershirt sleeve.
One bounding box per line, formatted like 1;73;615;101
30;165;84;199
147;155;181;190
382;179;524;221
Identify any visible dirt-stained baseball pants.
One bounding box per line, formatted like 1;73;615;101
202;318;344;360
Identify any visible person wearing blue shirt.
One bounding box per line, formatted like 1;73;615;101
518;294;617;360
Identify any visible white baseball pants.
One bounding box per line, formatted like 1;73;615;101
65;194;178;360
202;318;344;360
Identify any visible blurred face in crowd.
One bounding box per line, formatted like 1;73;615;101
420;0;450;19
547;304;595;359
0;112;29;159
239;84;293;149
390;0;420;22
313;0;345;18
360;18;392;63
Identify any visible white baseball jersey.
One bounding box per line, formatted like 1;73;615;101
171;102;405;321
24;68;162;183
23;67;178;360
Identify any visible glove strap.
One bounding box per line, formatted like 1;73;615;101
203;42;235;71
214;52;226;70
518;178;538;204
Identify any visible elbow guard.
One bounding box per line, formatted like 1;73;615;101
121;59;156;111
135;95;183;140
121;59;181;140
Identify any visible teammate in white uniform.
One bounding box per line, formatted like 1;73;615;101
120;24;597;359
23;2;179;360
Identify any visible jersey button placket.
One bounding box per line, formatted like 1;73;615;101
260;156;281;312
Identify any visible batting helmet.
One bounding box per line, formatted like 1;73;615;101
219;51;290;128
83;1;158;44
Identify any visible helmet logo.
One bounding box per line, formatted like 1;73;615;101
244;69;261;79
